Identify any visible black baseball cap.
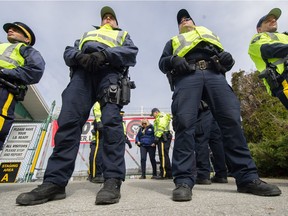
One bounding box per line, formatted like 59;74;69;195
150;108;160;116
256;8;281;28
177;9;195;25
3;22;36;46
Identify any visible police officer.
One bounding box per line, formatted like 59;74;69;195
209;117;228;184
120;110;132;149
16;6;138;206
249;8;288;109
151;108;172;179
0;22;45;151
194;101;212;185
195;101;228;184
88;102;104;184
159;9;281;201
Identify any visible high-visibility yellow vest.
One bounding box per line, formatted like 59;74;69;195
0;42;26;69
249;32;288;94
93;102;101;123
91;102;101;142
171;26;224;57
79;24;128;50
154;112;171;138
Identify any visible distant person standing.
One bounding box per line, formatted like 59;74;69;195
248;8;288;109
88;102;104;184
0;22;45;151
151;108;173;179
135;119;157;179
16;6;138;206
120;110;132;149
195;101;228;185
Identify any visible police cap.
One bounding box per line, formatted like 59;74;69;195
101;6;118;25
256;8;281;28
177;9;195;25
3;22;36;46
150;108;160;116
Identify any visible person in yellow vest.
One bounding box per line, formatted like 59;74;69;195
88;102;104;184
248;8;288;109
158;8;281;202
120;110;132;149
0;22;45;151
150;108;172;179
16;6;138;206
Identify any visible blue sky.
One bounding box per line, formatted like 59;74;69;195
1;1;288;114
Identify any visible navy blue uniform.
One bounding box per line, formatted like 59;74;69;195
209;118;227;179
159;40;259;188
194;105;212;181
89;128;104;179
43;29;138;187
0;45;45;150
195;105;227;181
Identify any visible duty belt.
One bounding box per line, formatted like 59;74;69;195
188;60;214;70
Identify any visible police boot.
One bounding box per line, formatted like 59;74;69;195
16;182;66;205
172;183;192;202
95;178;122;205
237;179;281;196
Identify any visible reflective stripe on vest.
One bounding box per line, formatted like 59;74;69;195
0;43;25;69
79;25;127;50
249;32;288;74
171;26;224;57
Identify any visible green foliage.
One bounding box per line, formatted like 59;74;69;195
232;70;288;177
231;70;288;143
249;135;288;176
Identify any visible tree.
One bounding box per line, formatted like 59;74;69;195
231;70;288;176
231;70;288;143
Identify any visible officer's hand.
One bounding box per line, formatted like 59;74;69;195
96;121;104;131
171;56;190;74
218;51;235;71
154;137;160;145
136;142;141;147
126;139;133;149
75;53;94;71
91;51;107;70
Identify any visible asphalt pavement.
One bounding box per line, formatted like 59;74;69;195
0;177;287;216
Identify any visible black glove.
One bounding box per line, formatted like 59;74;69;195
218;51;235;71
162;133;168;142
154;137;160;145
75;53;94;71
171;56;190;74
91;51;107;69
95;121;104;131
125;136;132;149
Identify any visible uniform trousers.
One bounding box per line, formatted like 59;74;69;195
89;130;104;178
43;68;125;187
157;134;172;178
171;69;259;188
209;118;227;178
195;108;212;180
0;87;16;150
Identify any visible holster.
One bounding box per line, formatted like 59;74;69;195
0;78;27;101
101;76;136;106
